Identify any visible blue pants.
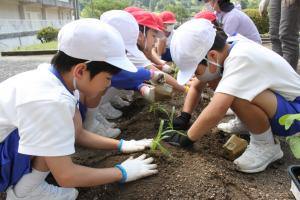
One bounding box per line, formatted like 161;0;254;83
270;93;300;136
111;67;151;91
0;129;31;192
161;48;172;62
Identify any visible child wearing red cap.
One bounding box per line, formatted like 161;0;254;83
130;10;188;94
155;11;177;66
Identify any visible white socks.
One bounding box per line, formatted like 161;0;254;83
14;168;49;197
250;127;275;145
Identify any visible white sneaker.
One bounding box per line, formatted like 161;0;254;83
99;102;122;120
96;123;121;138
95;112;116;128
84;119;120;138
217;117;248;134
6;181;78;200
110;96;130;108
233;139;283;173
117;90;134;102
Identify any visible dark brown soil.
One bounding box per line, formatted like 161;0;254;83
72;91;297;200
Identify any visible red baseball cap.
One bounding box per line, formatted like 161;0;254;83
194;11;216;22
131;11;161;32
124;6;143;13
152;13;165;32
159;11;177;24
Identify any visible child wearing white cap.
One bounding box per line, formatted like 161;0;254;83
130;10;189;94
0;19;157;200
166;18;300;173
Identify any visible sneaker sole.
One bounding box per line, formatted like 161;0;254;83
236;150;284;173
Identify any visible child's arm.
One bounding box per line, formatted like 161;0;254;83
74;109;152;153
187;93;234;141
44;154;157;187
182;78;206;114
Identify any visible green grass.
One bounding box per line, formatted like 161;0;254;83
15;41;57;51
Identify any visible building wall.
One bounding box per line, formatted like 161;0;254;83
0;0;73;51
60;9;72;20
0;0;20;19
45;7;59;20
23;4;43;20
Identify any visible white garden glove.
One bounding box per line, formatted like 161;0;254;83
162;64;174;74
115;154;158;183
150;70;166;85
118;139;153;153
259;0;270;16
282;0;295;7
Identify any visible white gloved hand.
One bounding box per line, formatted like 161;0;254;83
115;154;158;183
259;0;270;16
282;0;295;7
119;139;153;153
162;64;174;74
150;70;166;85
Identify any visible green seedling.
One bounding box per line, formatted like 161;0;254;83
151;120;171;156
165;106;176;130
149;102;169;117
279;114;300;130
151;120;187;157
173;66;179;79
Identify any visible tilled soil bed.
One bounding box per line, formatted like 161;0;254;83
72;92;297;200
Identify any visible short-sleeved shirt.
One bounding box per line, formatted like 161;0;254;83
217;8;262;44
215;37;300;101
126;51;152;68
0;63;77;156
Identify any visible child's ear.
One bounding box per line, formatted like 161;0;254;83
207;50;219;61
73;63;87;79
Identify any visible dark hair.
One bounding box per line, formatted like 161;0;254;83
137;25;151;51
51;51;121;80
210;29;228;51
217;0;234;12
199;29;228;65
138;25;150;34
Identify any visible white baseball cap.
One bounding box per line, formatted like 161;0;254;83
58;18;137;72
100;10;145;59
170;19;216;85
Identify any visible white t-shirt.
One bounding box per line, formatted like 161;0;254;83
217;8;262;44
126;51;151;68
0;63;77;156
215;38;300;101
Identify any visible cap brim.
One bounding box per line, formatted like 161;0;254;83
176;63;198;85
126;44;145;58
164;20;176;24
106;56;137;72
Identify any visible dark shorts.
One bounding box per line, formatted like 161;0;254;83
0;129;31;192
270;93;300;136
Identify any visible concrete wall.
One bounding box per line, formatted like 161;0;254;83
0;35;40;51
